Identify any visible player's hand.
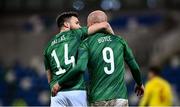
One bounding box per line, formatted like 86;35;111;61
135;84;144;97
51;83;61;96
106;23;114;35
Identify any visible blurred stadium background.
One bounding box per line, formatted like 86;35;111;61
0;0;180;106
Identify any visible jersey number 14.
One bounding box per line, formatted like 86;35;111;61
51;44;75;75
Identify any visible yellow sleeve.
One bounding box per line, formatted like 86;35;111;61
139;82;152;106
164;84;173;106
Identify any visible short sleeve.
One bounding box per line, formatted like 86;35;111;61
74;27;88;40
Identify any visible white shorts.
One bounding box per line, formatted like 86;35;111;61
50;90;87;107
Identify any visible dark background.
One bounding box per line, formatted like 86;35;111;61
0;0;180;106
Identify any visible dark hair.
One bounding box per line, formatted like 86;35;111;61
56;11;78;28
149;66;162;75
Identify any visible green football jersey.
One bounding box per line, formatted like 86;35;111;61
77;33;142;103
43;27;88;91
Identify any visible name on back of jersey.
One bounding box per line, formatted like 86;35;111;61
98;36;112;43
51;35;66;46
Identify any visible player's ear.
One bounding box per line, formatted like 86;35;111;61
64;22;70;28
87;21;91;27
87;21;93;27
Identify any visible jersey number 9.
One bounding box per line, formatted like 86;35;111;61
102;47;115;75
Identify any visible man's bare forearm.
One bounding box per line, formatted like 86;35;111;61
106;23;114;35
88;22;114;35
46;69;52;84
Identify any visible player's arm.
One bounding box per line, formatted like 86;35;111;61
164;84;173;106
88;22;114;35
46;69;60;96
44;53;51;85
123;39;142;86
123;39;144;96
167;87;173;105
44;52;60;96
57;42;89;85
78;22;114;40
46;69;51;84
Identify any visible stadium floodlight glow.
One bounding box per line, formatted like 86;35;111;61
101;0;121;10
73;0;85;11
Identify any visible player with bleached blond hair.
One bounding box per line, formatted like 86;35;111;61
58;10;144;106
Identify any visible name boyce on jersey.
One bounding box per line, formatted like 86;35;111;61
98;36;112;43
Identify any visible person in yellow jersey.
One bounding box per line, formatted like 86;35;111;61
139;66;173;106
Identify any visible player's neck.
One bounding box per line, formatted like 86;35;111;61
59;27;70;33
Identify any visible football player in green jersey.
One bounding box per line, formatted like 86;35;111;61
57;10;144;106
43;11;114;107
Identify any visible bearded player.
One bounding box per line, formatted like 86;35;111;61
43;11;114;106
57;10;144;106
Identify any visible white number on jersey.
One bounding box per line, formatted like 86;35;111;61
51;43;75;75
102;47;115;75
